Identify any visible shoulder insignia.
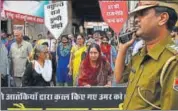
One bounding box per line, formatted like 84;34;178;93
173;78;178;92
166;44;178;55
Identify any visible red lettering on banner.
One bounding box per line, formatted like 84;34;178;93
5;11;14;19
15;13;20;19
20;14;25;19
36;17;44;24
4;10;44;24
27;16;33;21
33;17;37;22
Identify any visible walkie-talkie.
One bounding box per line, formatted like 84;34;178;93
119;30;136;44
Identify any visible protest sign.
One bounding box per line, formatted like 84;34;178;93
99;1;128;34
44;1;68;39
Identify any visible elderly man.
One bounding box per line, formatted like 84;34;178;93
114;0;178;110
9;30;32;87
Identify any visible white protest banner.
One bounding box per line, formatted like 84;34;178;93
44;1;68;39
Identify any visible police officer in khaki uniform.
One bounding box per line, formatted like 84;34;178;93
114;0;178;110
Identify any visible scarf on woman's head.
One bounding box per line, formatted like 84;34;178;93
82;53;102;74
78;52;107;86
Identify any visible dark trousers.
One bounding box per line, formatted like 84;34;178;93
51;52;56;86
1;75;8;87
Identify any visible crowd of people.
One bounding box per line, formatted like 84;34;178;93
0;24;178;87
1;0;178;110
1;24;178;87
0;29;120;87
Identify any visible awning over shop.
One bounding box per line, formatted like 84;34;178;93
1;1;51;24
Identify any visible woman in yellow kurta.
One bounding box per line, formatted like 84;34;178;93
69;34;87;86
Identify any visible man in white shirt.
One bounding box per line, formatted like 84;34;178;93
10;30;32;87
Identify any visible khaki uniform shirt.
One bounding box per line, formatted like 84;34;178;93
122;36;178;110
10;40;32;77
